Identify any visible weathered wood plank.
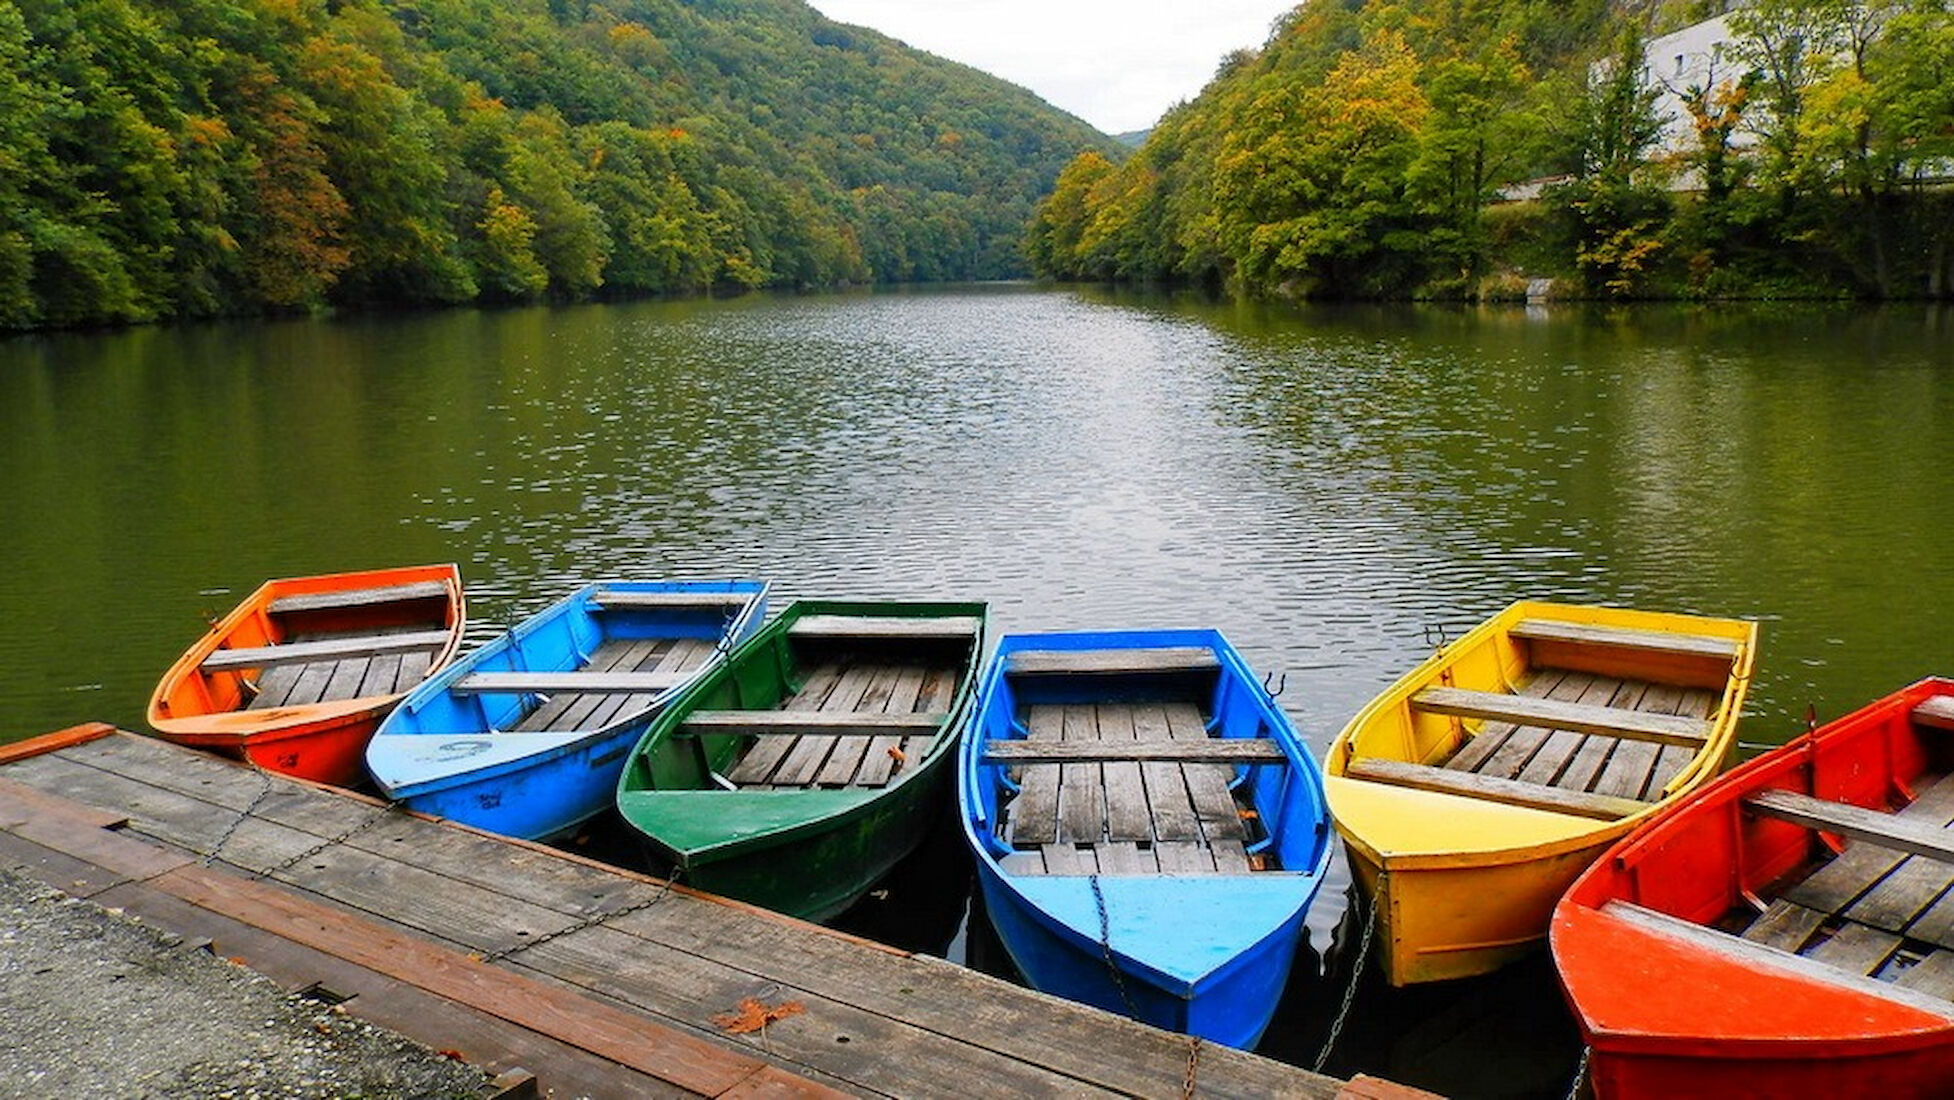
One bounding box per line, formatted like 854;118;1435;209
203;629;453;673
247;664;307;710
1413;686;1713;747
319;657;372;703
768;664;877;788
1005;706;1064;848
1004;648;1218;677
678;711;946;737
854;665;927;788
1443;669;1565;774
1783;773;1954;917
1133;704;1200;844
1096;705;1152;844
356;653;405;699
1509;618;1742;660
1040;843;1099;875
590;589;756;610
1590;683;1682;801
1849;855;1954;934
267;581;451;616
1644;687;1717;799
1153;841;1216;874
723;663;844;786
1210;838;1252;874
1747;791;1954;865
788;615;981;640
547;640;663;733
815;664;897;787
1606;901;1954;1020
1516;673;1631;788
1474;671;1594;780
456;670;687;695
997;850;1045;876
1741;899;1828;952
1345;758;1646;820
1166;703;1245;843
984;739;1289;764
1896;950;1954;1001
1057;704;1104;845
1097;841;1159;874
1553;680;1652;794
1913;697;1954;732
1804;923;1902;977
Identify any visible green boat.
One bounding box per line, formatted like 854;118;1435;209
614;600;987;921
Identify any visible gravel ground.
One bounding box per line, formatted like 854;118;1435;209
0;866;496;1099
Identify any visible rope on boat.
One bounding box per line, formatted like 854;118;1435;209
1312;876;1379;1073
1088;873;1143;1020
480;865;685;964
203;764;276;867
1564;1045;1592;1100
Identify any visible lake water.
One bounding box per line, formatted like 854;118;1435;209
4;286;1951;1092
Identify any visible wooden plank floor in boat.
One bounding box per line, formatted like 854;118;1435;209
248;624;447;710
999;702;1259;875
0;728;1340;1098
1437;668;1719;806
1739;771;1954;1001
515;637;717;733
726;659;959;790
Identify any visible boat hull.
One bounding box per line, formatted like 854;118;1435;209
959;629;1330;1048
368;580;767;841
1553;676;1954;1099
617;600;986;922
148;564;465;787
1326;601;1758;986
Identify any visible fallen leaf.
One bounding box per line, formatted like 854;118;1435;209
437;1049;465;1061
886;747;907;763
711;997;805;1034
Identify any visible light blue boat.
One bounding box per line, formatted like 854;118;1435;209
958;629;1331;1049
366;580;767;840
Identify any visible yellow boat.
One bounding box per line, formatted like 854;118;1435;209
1325;600;1757;985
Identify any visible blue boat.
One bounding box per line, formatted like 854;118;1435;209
958;629;1331;1049
365;580;767;840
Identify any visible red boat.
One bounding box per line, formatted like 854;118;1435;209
1553;677;1954;1098
148;565;465;786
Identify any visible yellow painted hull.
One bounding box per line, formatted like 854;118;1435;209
1326;601;1757;986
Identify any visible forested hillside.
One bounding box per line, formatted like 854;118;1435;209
1029;0;1954;301
0;0;1115;328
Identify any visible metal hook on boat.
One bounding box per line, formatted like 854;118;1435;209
1422;623;1450;652
1263;670;1286;699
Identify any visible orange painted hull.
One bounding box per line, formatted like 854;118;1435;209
147;564;464;786
1553;677;1954;1099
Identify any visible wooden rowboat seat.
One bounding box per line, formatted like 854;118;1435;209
265;580;451;616
203;629;454;673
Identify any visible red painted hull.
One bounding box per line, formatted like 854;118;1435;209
1553;677;1954;1099
148;564;464;787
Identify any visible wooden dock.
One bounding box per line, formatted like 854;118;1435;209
0;724;1355;1098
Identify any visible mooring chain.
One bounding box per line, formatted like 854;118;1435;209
1312;877;1380;1073
1563;1045;1592;1100
480;867;683;965
1181;1036;1202;1100
202;764;276;867
251;801;399;883
1088;873;1144;1021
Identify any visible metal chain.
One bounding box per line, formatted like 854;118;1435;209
202;764;276;867
1312;881;1379;1073
251;801;398;882
1089;874;1143;1020
1181;1036;1202;1100
1563;1045;1592;1100
480;867;684;964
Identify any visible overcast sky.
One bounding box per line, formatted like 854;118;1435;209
804;2;1298;135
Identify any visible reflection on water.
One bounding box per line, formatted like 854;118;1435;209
3;288;1951;1094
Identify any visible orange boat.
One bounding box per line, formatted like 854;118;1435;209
1553;677;1954;1098
148;565;465;786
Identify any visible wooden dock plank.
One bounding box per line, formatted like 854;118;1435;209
1095;705;1152;844
0;731;1343;1100
1133;704;1200;844
1057;704;1105;845
724;663;843;786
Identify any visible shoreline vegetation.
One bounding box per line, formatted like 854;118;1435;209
1029;0;1954;304
0;0;1112;332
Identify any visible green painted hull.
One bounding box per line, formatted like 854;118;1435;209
615;600;985;922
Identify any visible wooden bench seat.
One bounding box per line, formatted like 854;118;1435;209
1607;900;1954;1019
676;711;946;738
1413;686;1714;748
982;739;1286;765
453;670;689;696
204;629;453;673
266;581;450;616
1004;648;1219;678
1345;757;1648;820
787;615;981;640
1916;697;1954;733
1509;618;1741;660
1746;789;1954;865
590;590;755;611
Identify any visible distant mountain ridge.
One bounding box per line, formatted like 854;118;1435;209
0;0;1118;328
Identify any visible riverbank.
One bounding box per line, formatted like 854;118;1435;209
0;866;497;1098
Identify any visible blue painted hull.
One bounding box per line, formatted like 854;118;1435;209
958;629;1331;1049
366;580;766;840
